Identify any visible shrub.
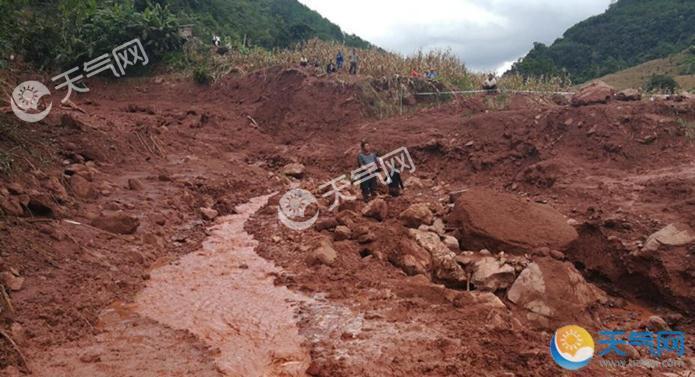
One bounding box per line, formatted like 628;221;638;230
15;0;183;71
193;66;212;85
644;74;678;93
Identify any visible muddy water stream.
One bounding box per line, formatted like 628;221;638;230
135;194;310;376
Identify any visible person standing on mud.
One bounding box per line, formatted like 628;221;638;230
357;141;378;201
349;48;359;75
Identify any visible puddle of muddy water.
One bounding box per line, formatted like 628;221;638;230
134;194;311;377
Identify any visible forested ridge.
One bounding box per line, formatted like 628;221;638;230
510;0;695;83
0;0;370;71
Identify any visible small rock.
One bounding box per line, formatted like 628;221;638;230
200;207;219;221
334;225;352;241
92;212;140;234
452;291;506;310
280;163;306;178
152;213;166;226
404;177;425;188
641;223;695;253
127;178;144;191
315;217;338;231
357;231;376;244
549;250;565;260
471;257;516;291
427;218;446;236
442;235;460;252
10;323;26;345
306;240;337;266
399;203;434;228
361;198;388;221
70;174;96;199
645;315;670;331
615;88;641;101
0;271;24;291
0;195;24;216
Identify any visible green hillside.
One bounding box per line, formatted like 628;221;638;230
597;47;695;91
147;0;370;49
0;0;370;71
509;0;695;84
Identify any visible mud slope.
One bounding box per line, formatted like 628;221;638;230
1;68;694;376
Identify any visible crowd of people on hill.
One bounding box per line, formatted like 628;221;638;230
298;49;361;76
209;34;500;90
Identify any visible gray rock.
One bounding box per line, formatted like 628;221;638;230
471;257;516;291
642;223;695;253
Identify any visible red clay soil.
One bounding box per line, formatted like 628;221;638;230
0;66;694;376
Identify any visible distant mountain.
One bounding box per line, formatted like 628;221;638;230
509;0;695;84
147;0;371;49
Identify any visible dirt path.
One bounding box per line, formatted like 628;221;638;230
28;194;311;377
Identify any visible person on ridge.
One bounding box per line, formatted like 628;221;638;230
357;141;378;202
483;73;498;92
349;48;359;75
327;61;337;74
336;50;345;70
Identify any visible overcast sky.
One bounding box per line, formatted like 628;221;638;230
298;0;613;74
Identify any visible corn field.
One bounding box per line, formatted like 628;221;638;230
183;38;571;93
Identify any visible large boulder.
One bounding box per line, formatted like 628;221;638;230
361;198;388;221
641;223;695;253
448;189;578;253
471;257;516;291
571;81;615;106
92;212;140;234
399;203;434;228
507;258;606;327
408;229;467;285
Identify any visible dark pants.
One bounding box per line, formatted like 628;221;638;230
360;177;377;201
349;61;357;75
337;60;343;69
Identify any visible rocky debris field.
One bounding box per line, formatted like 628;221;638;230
0;68;694;376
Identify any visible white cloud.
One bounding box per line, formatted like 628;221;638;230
298;0;613;72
